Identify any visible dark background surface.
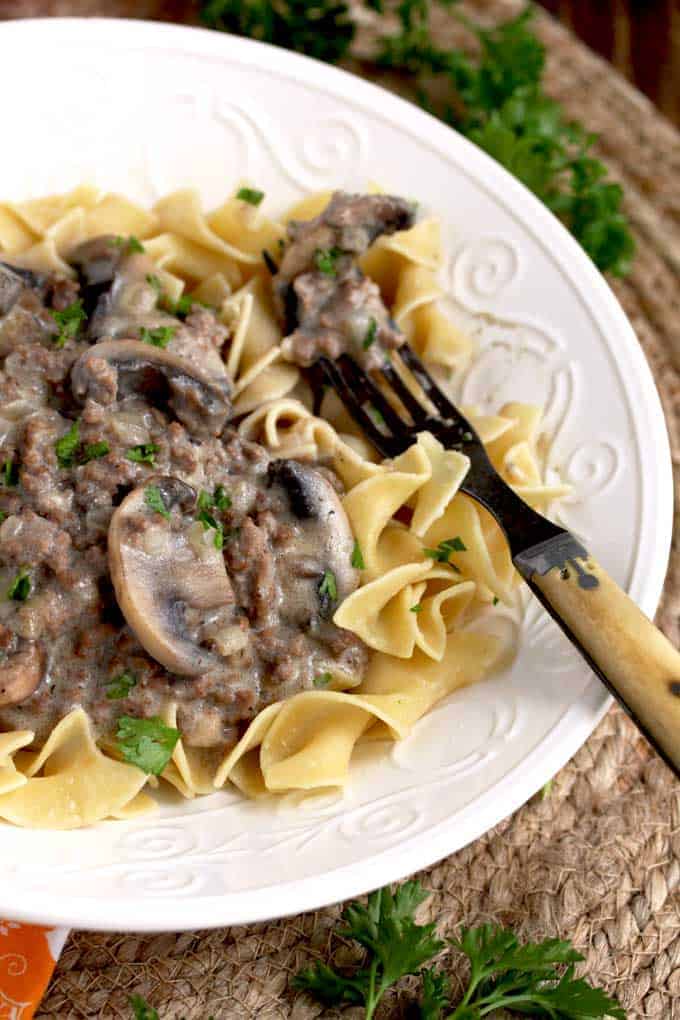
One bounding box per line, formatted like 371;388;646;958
539;0;679;124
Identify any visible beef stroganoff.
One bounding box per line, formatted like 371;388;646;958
0;186;567;828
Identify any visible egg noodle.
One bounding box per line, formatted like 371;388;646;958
0;186;568;828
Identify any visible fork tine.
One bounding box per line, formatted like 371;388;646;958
379;361;429;422
399;345;463;421
317;357;402;458
336;354;408;435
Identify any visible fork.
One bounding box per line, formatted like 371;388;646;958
316;347;680;778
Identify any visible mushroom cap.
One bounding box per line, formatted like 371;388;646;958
71;339;232;437
108;476;234;676
267;459;359;606
0;642;45;707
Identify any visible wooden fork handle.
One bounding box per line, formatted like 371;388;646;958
515;538;680;775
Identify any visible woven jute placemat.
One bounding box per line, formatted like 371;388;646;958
12;1;677;1016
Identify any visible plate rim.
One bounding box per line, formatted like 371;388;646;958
0;16;673;932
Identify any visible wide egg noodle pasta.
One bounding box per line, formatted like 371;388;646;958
0;730;33;795
214;631;501;794
0;709;150;829
0;185;566;825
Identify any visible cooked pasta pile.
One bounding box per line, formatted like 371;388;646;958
0;186;567;828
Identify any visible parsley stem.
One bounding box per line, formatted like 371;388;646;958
364;956;381;1020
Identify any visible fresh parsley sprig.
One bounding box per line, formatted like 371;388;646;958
294;881;625;1019
295;882;444;1019
201;1;634;276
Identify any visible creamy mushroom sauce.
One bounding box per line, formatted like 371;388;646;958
0;235;369;751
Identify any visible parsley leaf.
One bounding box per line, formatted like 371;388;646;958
7;567;31;602
314;246;343;276
318;569;338;601
139;326;176;348
351;540;365;570
144;485;170;520
145;273;163;296
410;603;423;613
2;458;18;487
126;443;159;466
363;317;378;350
113;235;145;254
198;486;232;513
197;509;225;550
82;441;109;462
129;993;159;1020
236;186;265;206
116;716;180;776
201;0;354;62
106;672;137;700
418;968;450;1020
51;299;86;348
314;671;332;688
423;537;466;564
55;420;81;468
295;881;444;1019
213;485;231;510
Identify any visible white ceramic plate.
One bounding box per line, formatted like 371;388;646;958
0;18;672;932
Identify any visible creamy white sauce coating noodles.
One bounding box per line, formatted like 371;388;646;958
0;185;568;828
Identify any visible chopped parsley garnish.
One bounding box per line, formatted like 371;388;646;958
113;234;145;254
198;486;231;512
2;458;18;487
318;569;338;601
213;485;231;510
144;485;170;520
115;715;180;776
82;441;109;462
139;325;176;348
351;540;365;570
423;536;467;563
171;294;195;317
314;247;342;276
236;186;265;206
0;512;6;524
106;672;137;700
55;421;108;467
493;596;500;606
370;407;385;425
314;671;332;688
55;420;81;468
145;273;163;295
7;568;31;602
197;509;224;550
126;443;159;466
50;299;86;348
362;317;378;350
410;603;423;613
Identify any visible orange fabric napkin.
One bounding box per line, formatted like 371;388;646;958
0;922;68;1018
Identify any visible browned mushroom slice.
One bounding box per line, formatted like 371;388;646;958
108;477;235;676
0;642;45;707
267;459;360;620
71;339;232;437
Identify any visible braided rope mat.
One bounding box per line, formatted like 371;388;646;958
11;1;676;1016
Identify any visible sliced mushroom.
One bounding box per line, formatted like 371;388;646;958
267;459;359;619
71;339;232;437
0;262;46;317
108;476;234;676
0;641;45;707
68;235;125;318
